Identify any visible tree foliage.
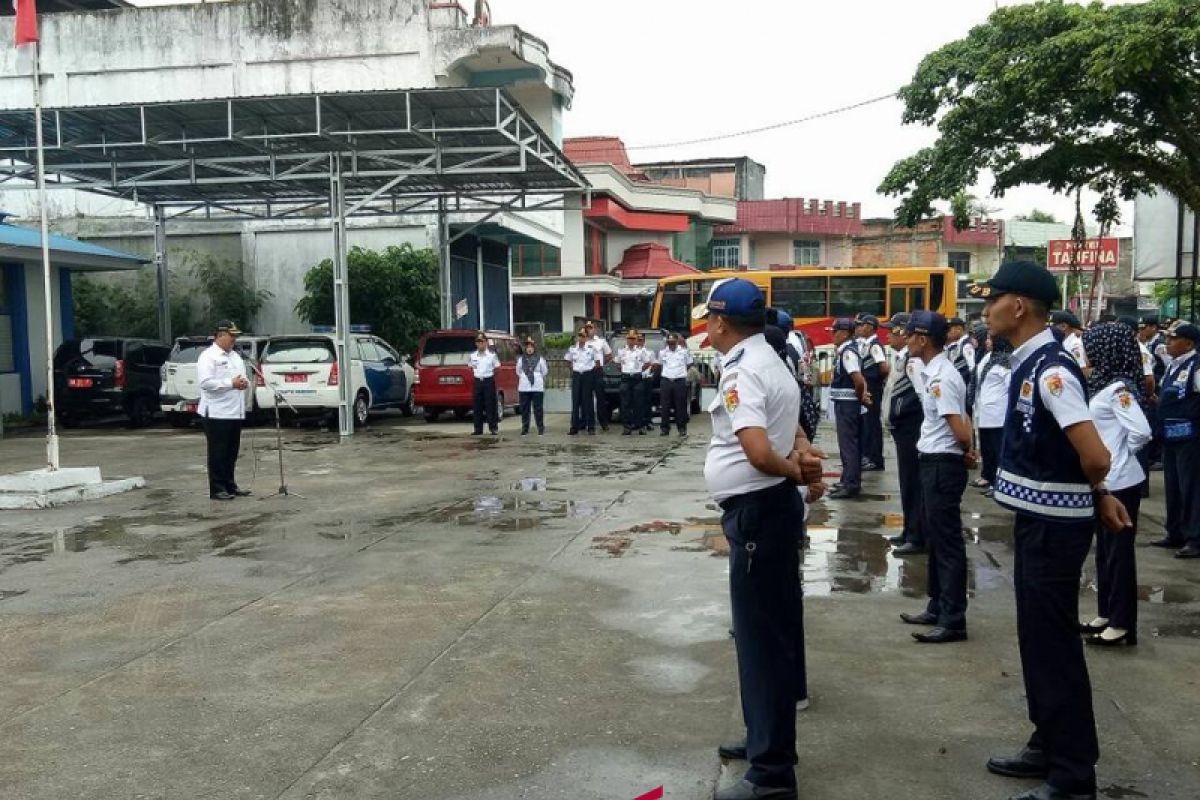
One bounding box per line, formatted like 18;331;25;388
1018;209;1060;223
186;253;272;332
880;0;1200;229
294;244;440;355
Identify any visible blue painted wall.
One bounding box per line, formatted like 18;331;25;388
1;263;33;414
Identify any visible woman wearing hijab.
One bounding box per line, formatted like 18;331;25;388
1080;322;1152;647
972;334;1013;496
516;337;549;435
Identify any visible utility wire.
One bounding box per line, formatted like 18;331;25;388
626;92;899;151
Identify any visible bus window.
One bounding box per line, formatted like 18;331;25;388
910;287;926;311
889;287;906;314
658;281;695;332
772;277;826;317
929;274;945;313
830;276;886;317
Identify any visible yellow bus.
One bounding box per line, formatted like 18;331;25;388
651;267;956;346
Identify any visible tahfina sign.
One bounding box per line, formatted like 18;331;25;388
1047;238;1121;272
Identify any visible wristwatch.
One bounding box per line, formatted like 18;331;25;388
1092;485;1112;500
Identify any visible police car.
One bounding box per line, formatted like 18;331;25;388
254;329;415;426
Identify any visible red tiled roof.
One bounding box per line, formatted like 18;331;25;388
564;136;649;181
716;198;864;236
614;243;698;280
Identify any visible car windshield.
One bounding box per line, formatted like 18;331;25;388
169;341;211;364
262;339;336;364
419;336;475;366
54;339;122;369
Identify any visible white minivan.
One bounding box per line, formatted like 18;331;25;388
160;335;267;427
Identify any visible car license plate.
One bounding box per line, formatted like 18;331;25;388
68;378;93;388
186;403;198;413
439;375;464;384
284;373;308;383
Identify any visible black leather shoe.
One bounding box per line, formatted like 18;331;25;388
714;779;797;800
231;489;252;497
622;429;632;436
827;487;860;500
1176;544;1200;559
210;492;235;501
1007;782;1095;800
900;611;937;625
1078;620;1107;635
986;747;1049;779
1149;537;1183;549
912;626;967;643
892;543;927;556
888;534;906;545
1086;630;1136;647
660;430;670;437
717;739;747;760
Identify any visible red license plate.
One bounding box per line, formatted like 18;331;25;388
186;403;198;413
68;378;93;388
284;373;309;383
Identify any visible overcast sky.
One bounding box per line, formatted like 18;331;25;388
125;1;1135;229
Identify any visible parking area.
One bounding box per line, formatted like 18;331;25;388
0;417;1198;800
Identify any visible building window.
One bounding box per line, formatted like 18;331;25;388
513;295;564;333
711;238;741;269
584;226;608;276
829;276;887;318
948;251;972;275
793;239;821;266
620;297;651;329
513;244;561;277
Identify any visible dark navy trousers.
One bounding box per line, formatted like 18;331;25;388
834;401;863;491
919;453;968;630
721;479;804;789
861;377;885;467
890;419;924;546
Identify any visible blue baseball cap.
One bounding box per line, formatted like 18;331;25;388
880;312;912;330
905;310;949;338
1166;320;1200;343
772;309;794;332
855;314;880;329
968;260;1060;306
693;278;766;320
826;318;855;332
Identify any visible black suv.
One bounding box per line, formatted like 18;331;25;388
601;328;702;423
54;337;172;428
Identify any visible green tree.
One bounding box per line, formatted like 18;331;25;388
73;270;196;340
880;0;1200;232
1018;209;1060;224
1153;279;1198;319
294;244;440;355
185;253;272;332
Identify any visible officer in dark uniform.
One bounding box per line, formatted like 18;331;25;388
971;261;1131;800
1137;315;1167;469
698;278;825;800
945;316;975;388
855;314;888;470
881;312;927;555
1149;321;1200;558
828;319;871;500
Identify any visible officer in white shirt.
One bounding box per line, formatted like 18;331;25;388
827;319;871;499
468;333;501;435
899;311;975;644
616;330;653;435
657;331;693;436
698;278;825;800
945;317;976;387
973;335;1014;496
1053;310;1089;370
197;320;250;501
1151;321;1200;558
516;337;549;436
583;321;613;431
566;329;600;434
880;313;927;554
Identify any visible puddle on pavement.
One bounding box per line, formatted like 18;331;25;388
428;495;599;532
1135;584;1200;604
593;519;695;557
1099;784;1149;798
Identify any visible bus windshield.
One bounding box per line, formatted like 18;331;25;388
658;283;695;333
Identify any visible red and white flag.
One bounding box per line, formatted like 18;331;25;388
13;0;38;46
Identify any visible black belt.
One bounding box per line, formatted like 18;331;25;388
918;452;963;463
621;374;643;379
718;479;794;512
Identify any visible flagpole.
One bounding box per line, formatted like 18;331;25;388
32;40;59;471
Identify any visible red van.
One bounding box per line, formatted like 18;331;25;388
414;329;521;422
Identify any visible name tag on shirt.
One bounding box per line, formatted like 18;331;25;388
1016;378;1035;417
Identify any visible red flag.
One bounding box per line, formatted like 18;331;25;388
14;0;39;46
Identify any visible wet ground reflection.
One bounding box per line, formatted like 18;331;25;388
427;495;600;532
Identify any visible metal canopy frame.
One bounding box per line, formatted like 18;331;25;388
0;87;589;437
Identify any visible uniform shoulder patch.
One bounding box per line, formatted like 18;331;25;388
1044;371;1065;397
723;385;740;413
929;379;942;399
1116;388;1134;409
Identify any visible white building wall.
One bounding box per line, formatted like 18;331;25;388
561;294;586;333
560;210;587;278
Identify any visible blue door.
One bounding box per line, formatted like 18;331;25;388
375;338;407;404
357;337;391;407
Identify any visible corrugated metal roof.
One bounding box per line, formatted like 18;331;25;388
0;221;145;267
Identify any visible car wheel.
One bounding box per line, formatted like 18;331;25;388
168;412;192;429
424;407;441;423
353;391;370;428
400;396;415;417
496;391;507;419
127;396;154;428
56;411;79;429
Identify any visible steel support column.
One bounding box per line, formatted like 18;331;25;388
153;205;171;344
329;155;354;438
438;195;452;328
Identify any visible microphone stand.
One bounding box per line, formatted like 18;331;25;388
249;361;305;500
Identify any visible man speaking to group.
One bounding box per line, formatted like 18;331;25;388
197;320;251;501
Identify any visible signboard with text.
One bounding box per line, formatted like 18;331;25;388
1047;238;1120;272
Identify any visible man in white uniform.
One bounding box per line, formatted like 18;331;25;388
197;320;249;500
657;331;694;436
583;321;613;431
1053;310;1089;370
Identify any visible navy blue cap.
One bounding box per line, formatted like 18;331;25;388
1051;310;1082;328
1117;315;1139;332
1166;320;1200;343
881;312;912;330
215;319;242;335
968;260;1060;306
826;318;855;332
856;314;880;329
947;316;966;327
1138;315;1160;327
694;278;765;320
905;310;949;338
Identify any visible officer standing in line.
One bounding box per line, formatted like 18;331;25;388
697;278;825;800
881;312;927;555
1137;315;1168;469
657;331;693;437
855;314;888;471
899;311;974;643
197;320;250;501
972;261;1130;800
638;330;655;431
468;333;501;435
945;317;976;387
1053;311;1089;371
566;328;599;435
1149;320;1200;559
584;321;613;431
617;330;651;435
827;319;871;500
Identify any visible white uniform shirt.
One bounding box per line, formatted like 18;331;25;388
468;349;501;379
1063;332;1089;369
961;340;977;370
840;345;862;377
704;334;801;503
917;351;967;455
1138;342;1156;379
617;345;653;376
516;354;548;392
974;352;1012;429
587;335;612;366
197;343;247;420
1090;381;1152;491
1009;329;1093;430
566;344;599;373
658;345;693;380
